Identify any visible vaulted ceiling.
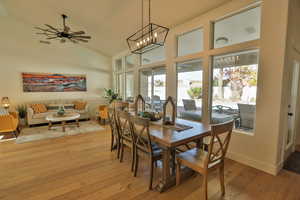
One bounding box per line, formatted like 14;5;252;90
1;0;232;56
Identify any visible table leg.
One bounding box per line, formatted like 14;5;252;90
154;146;197;193
62;121;66;132
155;147;172;192
48;121;52;130
76;119;80;127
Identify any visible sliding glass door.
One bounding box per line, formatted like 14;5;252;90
139;66;166;111
176;59;203;121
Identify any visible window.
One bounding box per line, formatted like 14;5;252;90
125;72;134;101
125;54;138;71
117;73;124;98
115;58;123;72
214;7;261;48
142;46;165;65
177;29;204;57
177;59;203;121
139;66;166;111
211;50;259;132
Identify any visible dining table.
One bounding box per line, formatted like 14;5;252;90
148;118;211;192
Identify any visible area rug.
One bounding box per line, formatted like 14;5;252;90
283;151;300;174
16;121;104;144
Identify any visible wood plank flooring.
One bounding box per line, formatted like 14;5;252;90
1;124;300;200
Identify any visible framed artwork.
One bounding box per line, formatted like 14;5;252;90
22;73;87;92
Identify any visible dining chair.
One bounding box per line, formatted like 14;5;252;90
107;108;121;158
98;105;108;125
130;116;162;190
116;110;135;172
176;120;234;200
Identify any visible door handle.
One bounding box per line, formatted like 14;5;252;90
288;112;293;116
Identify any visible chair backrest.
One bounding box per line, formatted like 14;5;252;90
113;101;129;111
237;104;255;129
134;95;146;115
205;120;234;168
116;110;133;141
130;116;153;154
182;99;197;111
108;108;120;139
99;105;108;119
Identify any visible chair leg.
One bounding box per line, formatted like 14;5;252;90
219;163;225;196
117;138;121;159
176;160;181;186
12;131;17;138
110;134;114;152
131;145;135;172
120;139;124;162
149;157;154;190
134;148;139;177
202;173;208;200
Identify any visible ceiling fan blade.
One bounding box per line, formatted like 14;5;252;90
74;38;89;43
73;35;91;39
40;40;51;44
46;36;58;40
45;24;60;32
35;27;57;34
71;31;85;35
69;38;78;44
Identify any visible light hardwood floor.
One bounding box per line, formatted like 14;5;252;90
1;125;300;200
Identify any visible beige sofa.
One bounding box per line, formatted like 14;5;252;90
27;100;90;126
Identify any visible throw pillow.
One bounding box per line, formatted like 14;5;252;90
74;101;87;110
31;104;47;114
0;108;9;116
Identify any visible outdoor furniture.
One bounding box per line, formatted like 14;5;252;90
238;103;255;130
180;99;201;121
46;112;80;132
152;95;162;111
176;121;234;200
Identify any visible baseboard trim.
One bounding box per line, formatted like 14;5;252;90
226;151;278;175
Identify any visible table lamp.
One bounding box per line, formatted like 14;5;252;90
1;97;10;110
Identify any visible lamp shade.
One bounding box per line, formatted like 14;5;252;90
1;97;10;109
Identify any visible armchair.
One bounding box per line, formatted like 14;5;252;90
0;112;19;138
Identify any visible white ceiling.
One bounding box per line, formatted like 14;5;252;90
1;0;232;56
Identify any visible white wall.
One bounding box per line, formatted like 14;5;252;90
0;16;112;111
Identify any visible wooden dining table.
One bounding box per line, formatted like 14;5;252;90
148;118;211;192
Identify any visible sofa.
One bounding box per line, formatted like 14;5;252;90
27;100;90;126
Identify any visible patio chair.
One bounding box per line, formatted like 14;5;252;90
179;99;201;121
152;95;162;111
237;103;255;129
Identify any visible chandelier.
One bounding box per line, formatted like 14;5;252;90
127;0;169;54
35;14;91;44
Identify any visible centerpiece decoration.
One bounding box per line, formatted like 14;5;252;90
163;96;176;125
139;111;161;121
57;105;66;116
134;94;146;115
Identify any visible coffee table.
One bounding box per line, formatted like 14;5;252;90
46;112;80;132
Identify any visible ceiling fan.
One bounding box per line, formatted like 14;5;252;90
35;14;91;44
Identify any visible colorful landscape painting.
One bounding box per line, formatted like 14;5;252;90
22;73;87;92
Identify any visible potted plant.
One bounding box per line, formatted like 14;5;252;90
16;104;27;126
104;88;122;104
